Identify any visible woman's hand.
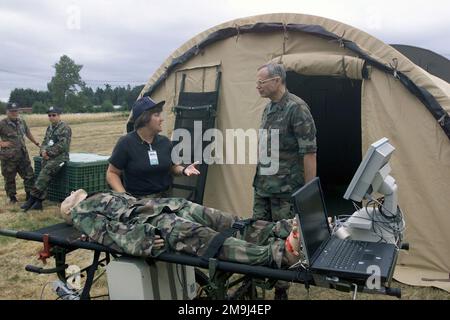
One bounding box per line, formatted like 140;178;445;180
183;161;201;176
153;235;165;250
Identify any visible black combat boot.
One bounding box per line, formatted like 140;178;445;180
29;199;43;211
25;192;31;201
9;195;18;204
21;195;37;211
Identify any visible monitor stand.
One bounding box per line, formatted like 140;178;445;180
343;207;399;244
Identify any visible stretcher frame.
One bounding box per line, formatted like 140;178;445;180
0;222;402;300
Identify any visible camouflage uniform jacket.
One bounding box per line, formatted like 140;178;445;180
0;117;30;160
253;90;317;197
71;192;187;257
41;121;72;162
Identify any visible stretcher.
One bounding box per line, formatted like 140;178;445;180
0;222;402;300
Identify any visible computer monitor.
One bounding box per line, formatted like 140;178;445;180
344;138;396;210
342;137;401;244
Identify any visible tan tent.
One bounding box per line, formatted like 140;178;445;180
136;13;450;291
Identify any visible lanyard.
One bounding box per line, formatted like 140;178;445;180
147;143;159;166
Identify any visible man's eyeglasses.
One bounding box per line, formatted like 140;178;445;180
48;114;58;117
256;77;280;86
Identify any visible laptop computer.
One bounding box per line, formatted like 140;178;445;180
292;177;398;284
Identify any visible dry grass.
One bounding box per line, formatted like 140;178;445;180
0;200;109;300
0;115;449;300
0;112;129;127
270;281;450;300
0;115;125;300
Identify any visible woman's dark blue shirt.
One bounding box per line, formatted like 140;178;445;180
109;131;173;197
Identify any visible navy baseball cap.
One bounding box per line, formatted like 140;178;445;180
6;102;19;111
47;106;62;114
131;97;165;121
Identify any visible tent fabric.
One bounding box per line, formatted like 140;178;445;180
362;69;450;292
271;53;368;80
394;266;450;292
391;44;450;83
138;13;450;292
141;14;450;139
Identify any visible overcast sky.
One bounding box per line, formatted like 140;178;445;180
1;0;449;102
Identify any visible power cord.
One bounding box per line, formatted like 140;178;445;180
40;281;53;300
334;199;406;247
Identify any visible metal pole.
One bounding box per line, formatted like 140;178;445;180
0;229;18;238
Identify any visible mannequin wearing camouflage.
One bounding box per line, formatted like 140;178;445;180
69;191;301;268
21;106;72;211
0;103;40;203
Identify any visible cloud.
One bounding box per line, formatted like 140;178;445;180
0;0;449;102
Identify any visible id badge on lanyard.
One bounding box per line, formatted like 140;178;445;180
148;145;159;166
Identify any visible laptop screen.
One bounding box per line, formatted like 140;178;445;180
292;177;331;263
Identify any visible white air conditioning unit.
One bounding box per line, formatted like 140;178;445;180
106;257;197;300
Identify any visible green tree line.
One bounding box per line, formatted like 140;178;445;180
3;55;145;114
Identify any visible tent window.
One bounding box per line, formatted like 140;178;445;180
286;72;362;215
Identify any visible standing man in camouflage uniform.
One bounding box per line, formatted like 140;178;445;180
0;102;40;203
253;63;317;299
21;106;72;211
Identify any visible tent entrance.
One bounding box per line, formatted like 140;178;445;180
286;72;362;215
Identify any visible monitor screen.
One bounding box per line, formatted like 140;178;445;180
292;177;331;263
344;137;395;202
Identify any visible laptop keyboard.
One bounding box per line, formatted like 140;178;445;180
318;238;368;270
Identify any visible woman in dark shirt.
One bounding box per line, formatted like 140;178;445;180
107;97;199;198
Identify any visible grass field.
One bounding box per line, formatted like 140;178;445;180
0;113;449;300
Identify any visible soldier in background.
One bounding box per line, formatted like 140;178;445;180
21;106;72;211
0;102;40;203
253;63;317;299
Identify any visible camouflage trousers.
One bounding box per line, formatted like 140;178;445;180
1;151;35;197
252;191;294;222
150;201;293;268
31;159;65;200
253;190;294;290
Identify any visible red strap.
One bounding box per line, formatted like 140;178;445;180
38;234;52;264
